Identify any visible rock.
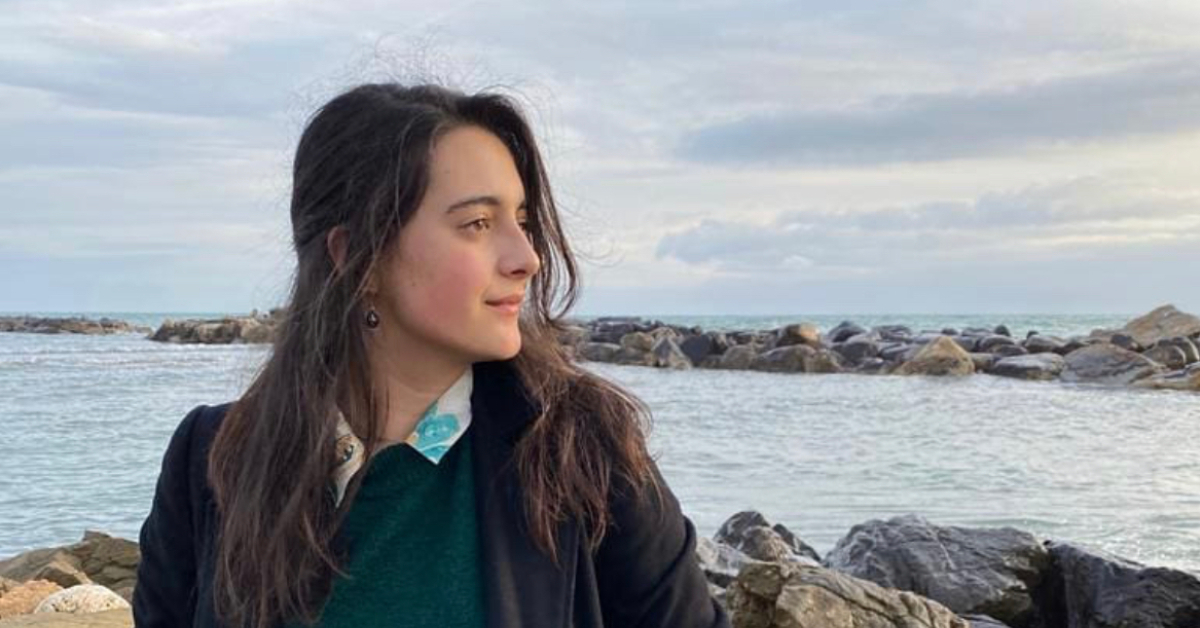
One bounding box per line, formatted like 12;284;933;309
1116;304;1200;348
834;334;880;365
1061;344;1164;386
718;345;758;370
942;328;959;336
695;537;760;589
821;514;1050;627
951;336;979;352
990;354;1066;381
857;357;888;374
993;325;1012;337
1023;335;1065;354
874;325;914;343
1110;332;1141;352
894;337;976;377
0;316;148;335
990;344;1028;359
1038;542;1200;628
619;331;654;352
970;353;996;373
33;585;129;614
828;320;867;344
1143;344;1188;370
1;576;17;595
577;342;621;363
963;615;1012;628
0;532;139;597
1132;364;1200;391
0;580;63;619
726;561;971;628
714;511;821;564
651;336;693;370
750;345;813;373
880;343;915;363
1160;337;1200;365
148;312;284;345
613;345;656;366
0;551;89;590
679;334;718;364
776;323;821;348
977;335;1017;352
0;608;131;627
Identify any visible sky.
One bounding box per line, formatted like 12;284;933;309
1;0;1199;316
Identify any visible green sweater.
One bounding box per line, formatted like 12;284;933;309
287;429;485;627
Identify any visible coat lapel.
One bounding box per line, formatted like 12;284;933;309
470;359;579;628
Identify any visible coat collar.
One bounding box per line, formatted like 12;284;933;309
469;358;580;628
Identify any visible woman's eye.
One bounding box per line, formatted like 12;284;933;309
465;218;490;232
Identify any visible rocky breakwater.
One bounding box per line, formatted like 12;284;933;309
0;531;135;627
564;304;1200;392
697;511;1200;628
147;307;284;345
0;317;149;336
4;515;1197;628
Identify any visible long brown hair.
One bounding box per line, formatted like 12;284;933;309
206;83;663;628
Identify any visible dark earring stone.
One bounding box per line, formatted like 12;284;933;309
365;308;380;329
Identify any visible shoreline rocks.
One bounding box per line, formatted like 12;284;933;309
566;304;1200;393
0;317;149;336
3;513;1197;628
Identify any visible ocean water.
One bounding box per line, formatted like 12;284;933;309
1;312;1196;577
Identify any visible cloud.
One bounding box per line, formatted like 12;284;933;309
676;59;1200;166
655;174;1200;276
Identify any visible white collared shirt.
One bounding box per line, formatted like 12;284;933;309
330;364;473;507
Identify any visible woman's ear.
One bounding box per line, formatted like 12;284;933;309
326;226;349;276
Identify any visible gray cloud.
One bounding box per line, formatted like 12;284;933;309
676;59;1200;166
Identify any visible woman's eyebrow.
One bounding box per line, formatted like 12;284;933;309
445;195;528;214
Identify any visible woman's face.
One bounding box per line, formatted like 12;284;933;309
368;124;540;365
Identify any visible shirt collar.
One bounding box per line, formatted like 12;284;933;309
330;364;474;507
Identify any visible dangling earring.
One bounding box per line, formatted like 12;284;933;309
364;305;380;329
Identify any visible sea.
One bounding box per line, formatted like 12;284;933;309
1;311;1197;576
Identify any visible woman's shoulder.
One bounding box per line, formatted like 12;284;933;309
156;401;235;493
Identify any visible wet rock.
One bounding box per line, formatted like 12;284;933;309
0;316;149;335
978;335;1018;352
751;345;841;374
620;331;654;352
834;334;881;365
894;337;976;376
1110;332;1141;352
970;353;996;373
1037;542;1200;628
1160;336;1200;365
1061;344;1163;386
994;325;1012;337
727;560;970;628
874;325;914;342
821;514;1050;627
679;333;724;365
990;354;1066;381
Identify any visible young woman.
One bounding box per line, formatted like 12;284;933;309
131;83;729;628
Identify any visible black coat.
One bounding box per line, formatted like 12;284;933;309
132;359;731;628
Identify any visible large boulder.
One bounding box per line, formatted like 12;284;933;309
1142;344;1188;371
751;345;828;374
827;320;868;344
714;511;821;564
1037;542;1200;628
0;532;139;600
0;581;63;619
1114;304;1200;348
989;354;1066;381
718;345;758;370
727;560;971;628
1023;335;1066;355
578;342;621;362
651;336;693;370
821;514;1050;627
695;537;760;590
1132;364;1200;392
775;323;821;348
1061;344;1163;386
894;337;976;377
